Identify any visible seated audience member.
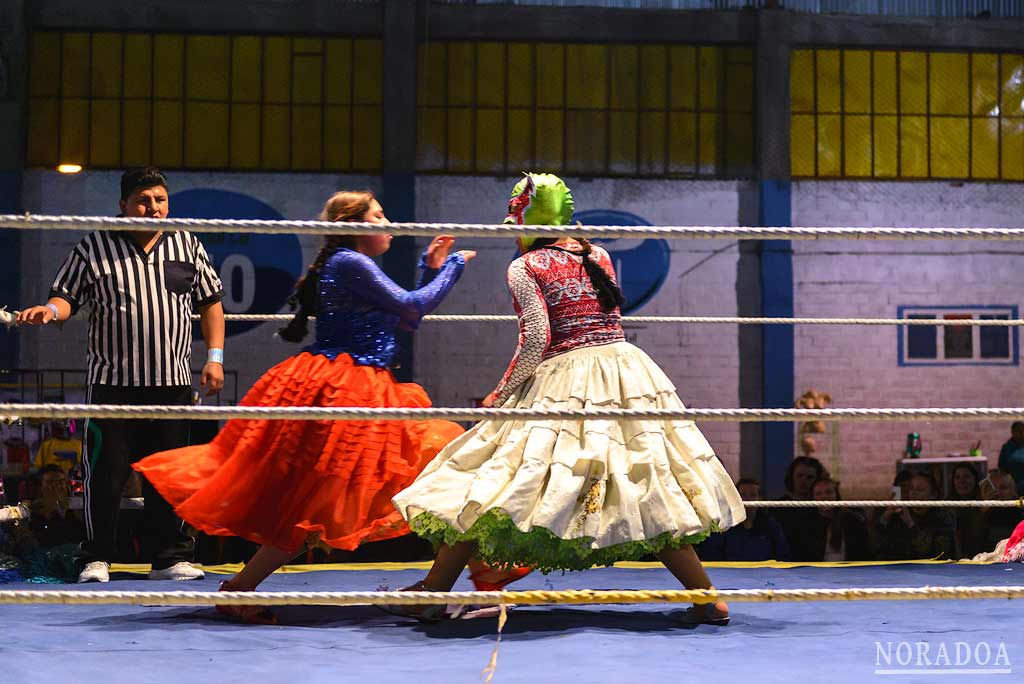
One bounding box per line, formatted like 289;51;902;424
775;456;829;550
949;463;987;558
698;478;790;561
26;466;84;549
998;422;1024;495
788;476;868;562
33;422;82;474
872;473;956;560
979;469;1024;552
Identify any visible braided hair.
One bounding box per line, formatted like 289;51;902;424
525;237;625;313
278;191;375;342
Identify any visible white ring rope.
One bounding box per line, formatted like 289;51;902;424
1;586;1023;607
3;214;1024;240
1;403;1023;423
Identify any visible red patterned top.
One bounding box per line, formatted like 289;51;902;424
492;245;625;404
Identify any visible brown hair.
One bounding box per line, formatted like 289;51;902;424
278;191;376;342
524;237;625;313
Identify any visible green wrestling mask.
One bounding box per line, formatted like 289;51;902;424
503;172;575;251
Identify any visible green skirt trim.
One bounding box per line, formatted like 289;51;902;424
409;509;719;573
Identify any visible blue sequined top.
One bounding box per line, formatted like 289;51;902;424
307;247;466;367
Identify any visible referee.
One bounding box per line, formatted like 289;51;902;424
18;167;226;583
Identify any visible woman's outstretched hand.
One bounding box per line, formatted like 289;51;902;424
424;235;456;269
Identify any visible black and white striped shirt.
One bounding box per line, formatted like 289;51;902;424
49;230;223;387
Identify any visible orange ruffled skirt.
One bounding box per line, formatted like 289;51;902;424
133;352;463;553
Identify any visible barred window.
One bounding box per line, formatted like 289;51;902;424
26;32;383;172
417;41;754;177
791;49;1024;181
898;306;1018;366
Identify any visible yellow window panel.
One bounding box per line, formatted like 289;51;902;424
899;115;928;177
506;108;534;171
293;38;322;55
29;33;61;97
970;117;999;179
726;63;753;114
790;114;815;177
536;44;565;109
123;35;153;100
232;37;262;103
669;46;697;111
929;117;968;178
292;54;323;105
90;99;121;167
873;115;898;177
929;52;968;115
611;111;640;175
229;103;261;169
152;100;183;168
324;105;353;170
476;108;505;173
352;105;382;170
353;40;383;105
815;114;841;176
815;50;841;114
566;45;607;110
698;47;721;112
59;98;89;165
535;109;564;171
26;97;60;166
186;36;229;101
872;51;898;115
789;50;814;114
726;46;752;64
698;111;718;175
1001;54;1024;119
899;52;927;115
507;43;535;108
842;115;871;177
260;105;289;169
477;43;506;108
446;43;475;107
1001;118;1024;181
153;35;184;100
843;50;871;114
610;45;639;111
971;53;999;116
725;112;753;172
121;101;151;167
446;107;473;172
326;39;354;106
263;37;291;105
668;111;696;174
61;33;91;98
185;102;228;168
291;105;323;170
415;107;445;171
91;33;122;99
639;46;667;111
634;110;667;175
566;110;607;175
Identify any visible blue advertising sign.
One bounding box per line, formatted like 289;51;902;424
572;209;670;314
170;189;303;337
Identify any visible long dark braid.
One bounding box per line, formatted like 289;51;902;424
526;237;625;313
278;191;373;342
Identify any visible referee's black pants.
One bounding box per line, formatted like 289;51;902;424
78;384;195;570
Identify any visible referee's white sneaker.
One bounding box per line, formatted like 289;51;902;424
78;561;110;583
148;562;205;581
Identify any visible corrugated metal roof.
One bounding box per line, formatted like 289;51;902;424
433;0;1024;17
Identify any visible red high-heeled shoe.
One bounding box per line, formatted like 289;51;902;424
468;562;532;591
216;580;278;625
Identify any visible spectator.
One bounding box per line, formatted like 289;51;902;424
33;422;82;474
16;167;225;583
998;422;1024;495
775;456;829;552
788;476;868;562
950;463;987;558
697;478;790;562
25;466;84;549
979;469;1024;552
872;473;956;560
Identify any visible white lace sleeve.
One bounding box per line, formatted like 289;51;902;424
492;258;550;405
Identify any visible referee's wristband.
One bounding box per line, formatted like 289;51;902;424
44;303;60;321
207;348;224;365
